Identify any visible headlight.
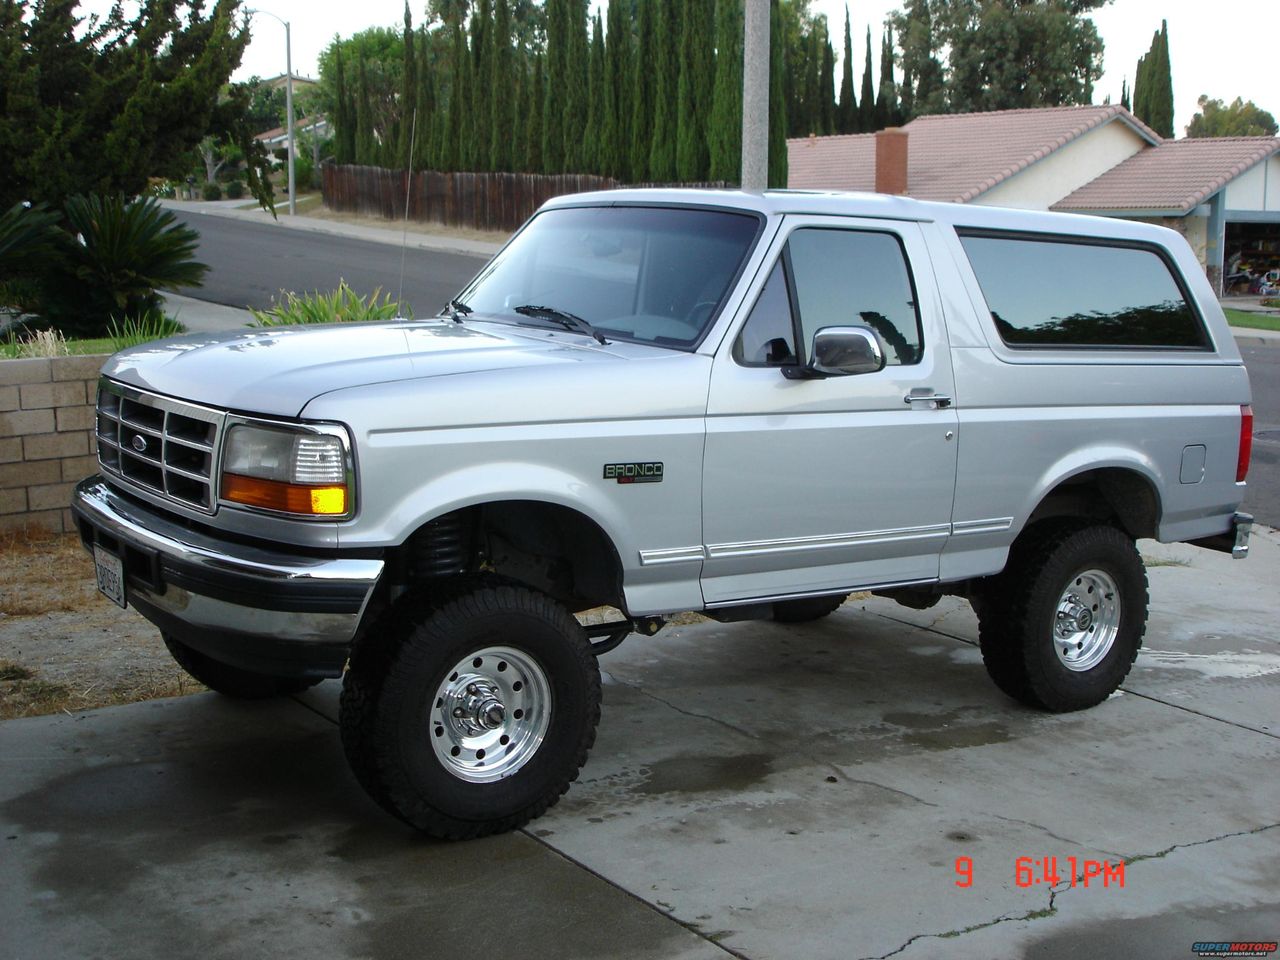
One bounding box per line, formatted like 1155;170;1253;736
220;422;351;517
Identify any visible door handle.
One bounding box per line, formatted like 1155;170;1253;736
904;390;953;409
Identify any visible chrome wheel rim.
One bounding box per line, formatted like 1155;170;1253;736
430;646;551;783
1052;569;1121;672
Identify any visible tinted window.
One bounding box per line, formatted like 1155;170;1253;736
959;233;1208;349
460;206;760;349
734;228;922;367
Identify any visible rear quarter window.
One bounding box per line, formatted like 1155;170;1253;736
958;231;1210;350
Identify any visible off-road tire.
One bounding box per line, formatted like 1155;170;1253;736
339;582;600;839
976;523;1147;712
773;593;848;623
162;634;322;699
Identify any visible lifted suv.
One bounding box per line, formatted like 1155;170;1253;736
73;189;1253;839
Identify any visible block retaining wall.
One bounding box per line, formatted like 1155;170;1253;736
0;355;108;535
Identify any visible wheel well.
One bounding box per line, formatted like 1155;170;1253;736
387;501;625;613
1024;468;1160;540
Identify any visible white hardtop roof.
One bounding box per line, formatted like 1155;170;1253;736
541;187;1180;246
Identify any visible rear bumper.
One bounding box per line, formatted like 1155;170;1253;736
71;477;384;678
1189;511;1253;560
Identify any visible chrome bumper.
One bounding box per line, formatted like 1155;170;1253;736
71;477;384;675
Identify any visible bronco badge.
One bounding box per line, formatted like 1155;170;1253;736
603;462;664;484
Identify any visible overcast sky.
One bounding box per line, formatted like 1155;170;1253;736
81;0;1276;138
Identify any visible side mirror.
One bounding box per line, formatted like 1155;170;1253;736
783;325;885;379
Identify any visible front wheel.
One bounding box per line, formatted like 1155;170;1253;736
977;524;1147;712
339;583;601;839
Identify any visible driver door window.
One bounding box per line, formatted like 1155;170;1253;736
735;228;924;367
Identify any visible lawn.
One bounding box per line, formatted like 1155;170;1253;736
1223;308;1280;332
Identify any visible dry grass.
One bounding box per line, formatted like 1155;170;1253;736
0;660;204;721
0;530;100;617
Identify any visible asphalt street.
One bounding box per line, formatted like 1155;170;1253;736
170;210;487;319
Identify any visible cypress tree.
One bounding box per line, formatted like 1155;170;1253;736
562;0;590;171
800;30;819;135
1150;20;1173;138
859;27;875;131
414;32;435;170
468;0;492;169
443;19;468;170
333;48;355;164
630;0;657;182
542;0;565;172
649;0;679;181
583;12;605;174
708;0;742;184
676;0;713;181
355;55;376;165
397;2;417;169
838;6;857;133
767;0;788;188
874;26;897;129
489;0;514;171
602;0;633;179
524;53;545;172
820;34;836;135
1120;77;1130;112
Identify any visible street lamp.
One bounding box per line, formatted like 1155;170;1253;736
247;7;296;216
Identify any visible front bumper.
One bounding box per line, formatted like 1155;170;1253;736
71;477;384;678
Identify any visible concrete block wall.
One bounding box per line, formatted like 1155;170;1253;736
0;355;108;535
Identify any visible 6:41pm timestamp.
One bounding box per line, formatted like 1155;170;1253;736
954;856;1126;888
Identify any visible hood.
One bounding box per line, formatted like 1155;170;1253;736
102;319;646;417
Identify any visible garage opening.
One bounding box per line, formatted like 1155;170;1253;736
1225;220;1280;295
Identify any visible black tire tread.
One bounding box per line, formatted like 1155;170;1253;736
340;581;600;840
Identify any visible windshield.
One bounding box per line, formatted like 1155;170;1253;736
455;205;761;349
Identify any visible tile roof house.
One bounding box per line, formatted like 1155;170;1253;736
787;105;1280;291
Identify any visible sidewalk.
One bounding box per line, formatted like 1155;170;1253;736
2;526;1277;959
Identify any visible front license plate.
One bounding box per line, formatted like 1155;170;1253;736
93;545;127;609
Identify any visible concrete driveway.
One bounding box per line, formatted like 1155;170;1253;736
3;530;1278;960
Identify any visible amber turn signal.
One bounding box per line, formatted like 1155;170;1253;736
222;472;348;516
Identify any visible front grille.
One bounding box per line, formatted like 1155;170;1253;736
95;380;226;514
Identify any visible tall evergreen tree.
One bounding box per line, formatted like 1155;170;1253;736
583;12;605;174
602;0;632;178
414;32;436;169
541;0;565;171
800;29;820;134
333;48;356;164
561;0;590;171
489;0;514;171
874;26;898;129
838;6;857;133
523;53;544;172
396;2;418;168
629;0;657;182
708;0;742;183
819;34;836;135
443;19;468;170
676;0;714;181
859;27;875;131
892;0;944;119
468;0;492;169
1149;20;1173;138
649;0;680;181
355;55;376;164
767;0;788;188
1120;77;1130;112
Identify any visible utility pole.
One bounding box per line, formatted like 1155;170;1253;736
249;9;296;216
740;0;769;191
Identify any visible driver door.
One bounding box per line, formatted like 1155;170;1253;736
700;216;959;606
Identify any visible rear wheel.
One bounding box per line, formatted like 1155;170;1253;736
976;524;1147;712
339;583;600;839
773;593;848;624
162;634;321;700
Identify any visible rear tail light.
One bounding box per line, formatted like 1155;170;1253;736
1237;404;1253;483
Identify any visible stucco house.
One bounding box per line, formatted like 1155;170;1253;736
788;105;1280;292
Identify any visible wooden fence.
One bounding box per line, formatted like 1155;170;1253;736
321;163;725;233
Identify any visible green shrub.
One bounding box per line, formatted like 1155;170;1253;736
294;152;315;192
201;182;222;201
225;180;245;200
249;281;406;326
106;310;187;351
41;194;208;338
0;202;62;315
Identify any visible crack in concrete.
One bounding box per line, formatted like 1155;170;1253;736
1119;689;1279;740
874;611;978;648
1121;821;1280;865
986;811;1122;858
861;903;1057;960
619;681;763;743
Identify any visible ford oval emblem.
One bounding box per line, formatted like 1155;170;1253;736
131;435;148;453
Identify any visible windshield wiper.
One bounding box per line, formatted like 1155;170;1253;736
443;298;472;323
513;304;609;345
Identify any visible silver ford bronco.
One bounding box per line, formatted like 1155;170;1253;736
72;189;1254;838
